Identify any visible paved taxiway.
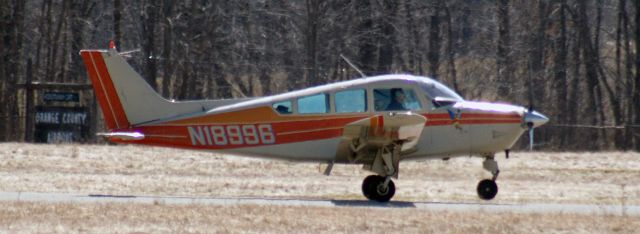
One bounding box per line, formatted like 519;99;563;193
0;191;638;216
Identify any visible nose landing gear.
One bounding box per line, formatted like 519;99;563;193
477;157;500;200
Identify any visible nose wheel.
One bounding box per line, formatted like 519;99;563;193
362;175;396;202
477;179;498;200
477;157;500;200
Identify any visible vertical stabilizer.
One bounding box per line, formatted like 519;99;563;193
80;49;207;129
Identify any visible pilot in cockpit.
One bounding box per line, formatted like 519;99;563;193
386;88;407;111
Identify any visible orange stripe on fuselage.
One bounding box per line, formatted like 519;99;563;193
274;116;366;134
92;52;129;129
424;112;521;126
460;113;521;119
118;121;346;150
162;107;371;126
425;113;521;120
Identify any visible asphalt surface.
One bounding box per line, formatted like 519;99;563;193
0;191;638;216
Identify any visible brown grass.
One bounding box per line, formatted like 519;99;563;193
1;143;638;204
0;202;638;233
0;143;639;232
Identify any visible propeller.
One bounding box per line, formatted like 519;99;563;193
524;60;549;150
527;102;534;151
528;118;534;151
523;106;549;151
526;61;536;151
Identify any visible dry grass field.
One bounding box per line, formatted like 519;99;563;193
1;143;639;233
1;202;639;233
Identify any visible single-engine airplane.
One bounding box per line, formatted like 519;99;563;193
80;43;548;202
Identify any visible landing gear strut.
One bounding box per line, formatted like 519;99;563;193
360;144;400;202
477;157;499;200
362;175;396;202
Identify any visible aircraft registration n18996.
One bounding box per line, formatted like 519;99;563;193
80;43;548;202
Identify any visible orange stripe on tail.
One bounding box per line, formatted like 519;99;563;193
92;52;129;128
80;51;130;130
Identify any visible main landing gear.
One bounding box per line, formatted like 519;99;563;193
477;157;499;200
360;145;400;202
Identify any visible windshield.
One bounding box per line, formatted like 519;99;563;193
418;78;464;101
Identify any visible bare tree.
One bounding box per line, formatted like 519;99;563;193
552;0;568;146
303;0;328;86
113;0;122;49
496;0;513;99
427;0;443;79
141;0;160;90
0;0;8;140
443;2;458;93
69;0;94;82
377;0;397;75
160;0;173;97
356;0;376;76
634;0;640;150
4;0;26;140
617;0;634;149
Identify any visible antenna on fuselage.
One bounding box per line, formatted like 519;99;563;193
340;54;367;78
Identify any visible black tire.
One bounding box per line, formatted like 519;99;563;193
362;175;381;200
361;175;396;202
477;179;498;200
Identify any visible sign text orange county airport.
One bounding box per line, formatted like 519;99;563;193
188;124;275;146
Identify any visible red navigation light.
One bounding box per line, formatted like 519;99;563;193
109;40;117;50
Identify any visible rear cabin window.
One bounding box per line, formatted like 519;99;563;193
297;93;329;114
373;88;422;111
335;89;367;113
272;100;292;114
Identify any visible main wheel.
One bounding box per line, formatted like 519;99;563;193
362;175;380;200
361;175;396;202
477;179;498;200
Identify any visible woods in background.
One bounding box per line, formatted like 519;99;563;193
0;0;639;151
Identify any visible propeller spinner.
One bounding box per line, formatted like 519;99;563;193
523;109;549;150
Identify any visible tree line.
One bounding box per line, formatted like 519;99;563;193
1;0;639;151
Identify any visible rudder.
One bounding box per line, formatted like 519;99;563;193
80;50;130;130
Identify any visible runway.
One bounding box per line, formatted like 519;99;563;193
1;191;638;216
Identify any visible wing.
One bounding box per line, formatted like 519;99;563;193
336;112;427;163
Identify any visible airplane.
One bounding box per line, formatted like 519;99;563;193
79;42;548;202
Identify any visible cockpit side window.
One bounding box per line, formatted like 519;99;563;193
297;93;329;114
272;100;292;114
335;89;367;113
373;88;422;111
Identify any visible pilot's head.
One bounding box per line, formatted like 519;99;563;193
390;88;405;103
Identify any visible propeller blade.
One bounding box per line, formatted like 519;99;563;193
528;128;534;151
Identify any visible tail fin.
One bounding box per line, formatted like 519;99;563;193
80;50;132;130
80;49;202;130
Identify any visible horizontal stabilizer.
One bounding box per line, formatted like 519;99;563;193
97;132;145;141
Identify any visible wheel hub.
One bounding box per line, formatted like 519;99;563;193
376;184;389;195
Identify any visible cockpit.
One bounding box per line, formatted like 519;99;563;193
269;76;464;115
417;78;464;101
